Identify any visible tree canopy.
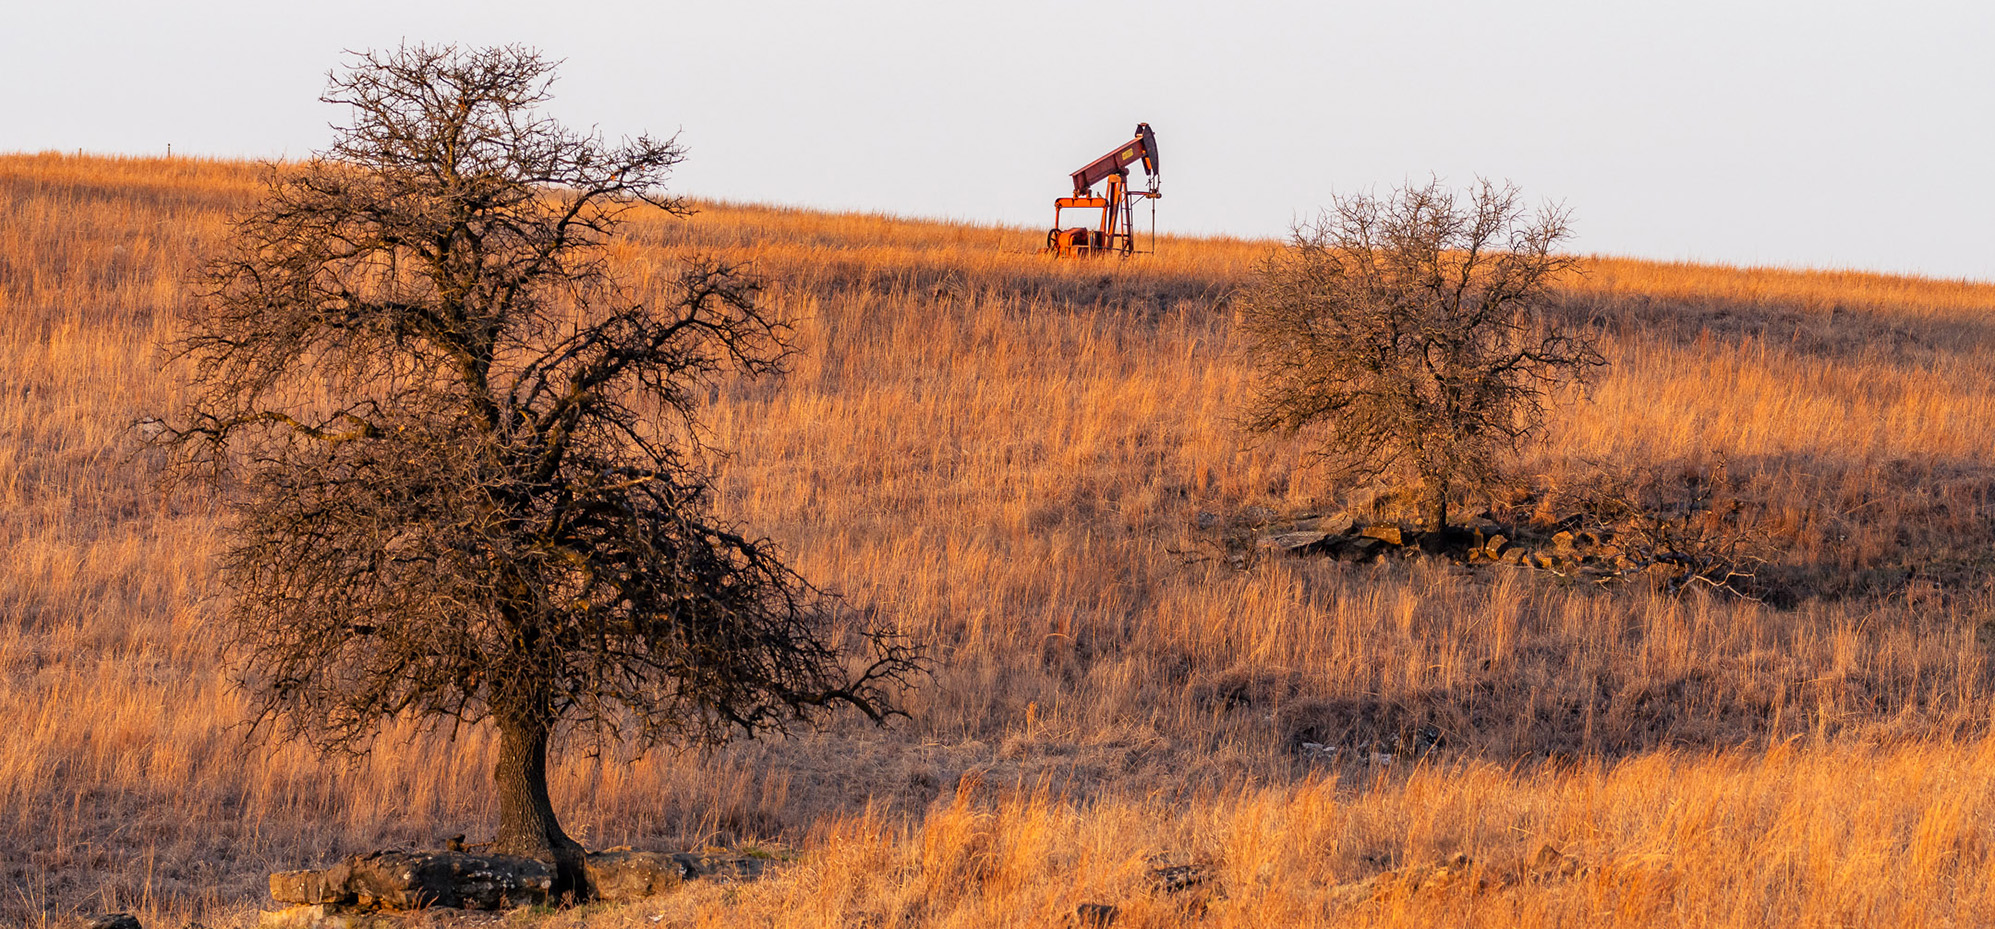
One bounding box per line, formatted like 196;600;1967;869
163;44;920;889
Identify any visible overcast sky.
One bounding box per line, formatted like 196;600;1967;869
6;0;1990;280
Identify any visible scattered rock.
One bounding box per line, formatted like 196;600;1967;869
1295;513;1356;535
1339;536;1383;559
1070;902;1119;928
85;916;141;929
1257;530;1329;552
1294;741;1423;768
1298;741;1339;760
1359;524;1404;546
1328;852;1476;904
1147;863;1210;894
1381;852;1475;894
1143;861;1221;917
1526;842;1579;881
1481;842;1588;888
669;850;770;882
1327;846;1588;908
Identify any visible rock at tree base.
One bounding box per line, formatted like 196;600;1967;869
669;850;772;882
1294;513;1356;535
268;869;347;906
1339;536;1384;561
1359;524;1403;546
269;846;750;917
583;850;690;901
270;850;552;910
1257;530;1329;553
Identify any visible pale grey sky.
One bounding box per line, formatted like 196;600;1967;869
6;0;1990;280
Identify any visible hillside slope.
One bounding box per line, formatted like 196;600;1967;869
7;153;1995;927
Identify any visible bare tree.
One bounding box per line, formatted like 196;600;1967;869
161;44;920;892
1240;179;1604;530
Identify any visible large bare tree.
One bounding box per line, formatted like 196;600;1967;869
1241;179;1604;529
163;44;919;892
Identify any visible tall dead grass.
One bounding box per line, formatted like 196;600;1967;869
5;152;1995;926
628;740;1995;929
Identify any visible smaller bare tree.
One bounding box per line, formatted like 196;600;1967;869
1241;179;1604;530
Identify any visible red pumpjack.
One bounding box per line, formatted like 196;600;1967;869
1043;122;1161;258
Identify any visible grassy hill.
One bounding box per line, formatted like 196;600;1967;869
8;152;1995;927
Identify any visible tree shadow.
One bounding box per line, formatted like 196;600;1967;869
1276;647;1966;765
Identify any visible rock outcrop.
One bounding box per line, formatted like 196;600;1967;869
1237;506;1663;582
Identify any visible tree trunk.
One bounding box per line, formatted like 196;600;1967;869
1422;476;1449;531
491;709;587;900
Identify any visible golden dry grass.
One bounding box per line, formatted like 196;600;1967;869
6;151;1995;927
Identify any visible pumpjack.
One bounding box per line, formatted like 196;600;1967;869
1043;122;1160;258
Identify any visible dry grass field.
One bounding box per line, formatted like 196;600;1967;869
7;151;1995;927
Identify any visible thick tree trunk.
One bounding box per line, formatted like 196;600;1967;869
491;709;586;900
1422;476;1449;531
